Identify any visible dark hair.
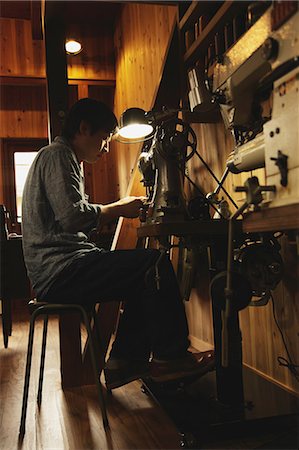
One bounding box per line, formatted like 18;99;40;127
62;98;118;139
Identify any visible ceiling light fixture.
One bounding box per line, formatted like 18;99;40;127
65;39;82;55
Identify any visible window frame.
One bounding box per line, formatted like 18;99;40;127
1;138;48;235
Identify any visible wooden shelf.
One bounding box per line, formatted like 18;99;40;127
179;1;207;32
179;1;226;32
137;219;243;239
183;1;244;67
242;204;299;233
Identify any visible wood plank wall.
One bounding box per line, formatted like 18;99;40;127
66;24;115;82
0;18;47;138
0;85;48;138
113;3;177;198
0;18;45;77
0;18;115;81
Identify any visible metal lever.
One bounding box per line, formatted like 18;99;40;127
270;150;288;187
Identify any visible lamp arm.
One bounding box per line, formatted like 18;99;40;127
146;107;191;124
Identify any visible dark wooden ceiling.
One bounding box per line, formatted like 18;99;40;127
0;1;180;23
0;1;122;25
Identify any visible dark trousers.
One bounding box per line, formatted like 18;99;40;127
43;248;190;360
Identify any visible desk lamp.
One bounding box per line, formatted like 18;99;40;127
118;108;154;141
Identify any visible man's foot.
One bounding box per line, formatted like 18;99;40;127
104;358;150;390
150;350;215;383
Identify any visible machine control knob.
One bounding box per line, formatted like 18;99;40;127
270;150;288;187
262;37;279;61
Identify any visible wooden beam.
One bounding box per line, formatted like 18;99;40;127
0;76;115;87
0;76;46;86
44;1;68;141
31;0;43;40
68;79;115;86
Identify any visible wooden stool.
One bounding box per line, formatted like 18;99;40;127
19;300;109;438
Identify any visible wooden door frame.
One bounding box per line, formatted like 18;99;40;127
1;138;48;234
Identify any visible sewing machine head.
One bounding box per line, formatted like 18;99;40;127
212;3;299;208
138;118;197;224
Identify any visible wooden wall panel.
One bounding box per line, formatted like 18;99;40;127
66;24;115;81
0;18;45;77
113;3;177;198
0;17;117;204
0;85;48;138
84;85;118;205
185;121;235;350
0;18;115;82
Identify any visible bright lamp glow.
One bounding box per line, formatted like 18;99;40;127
118;107;154;140
65;40;82;55
118;123;153;139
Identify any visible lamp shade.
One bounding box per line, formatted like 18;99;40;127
118;108;153;139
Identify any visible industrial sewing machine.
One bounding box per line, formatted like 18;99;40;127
139;3;299;226
211;2;299;209
137;1;298;309
135;0;298;378
138;116;198;225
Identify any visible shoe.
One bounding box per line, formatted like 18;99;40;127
104;358;150;390
150;350;215;383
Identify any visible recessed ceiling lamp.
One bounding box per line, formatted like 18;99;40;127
65;39;82;55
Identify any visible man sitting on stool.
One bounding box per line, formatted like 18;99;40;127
21;98;214;390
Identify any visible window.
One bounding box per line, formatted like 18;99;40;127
14;152;37;222
1;139;47;234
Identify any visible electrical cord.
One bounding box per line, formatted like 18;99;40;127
270;293;299;382
177;165;225;218
194;149;239;210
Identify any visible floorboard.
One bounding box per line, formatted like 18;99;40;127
0;303;298;450
0;308;180;450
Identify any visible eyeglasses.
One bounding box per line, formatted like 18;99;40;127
101;133;112;153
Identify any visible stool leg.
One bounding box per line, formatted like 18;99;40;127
2;298;10;348
92;308;111;393
91;307;106;370
37;315;48;406
19;312;37;438
81;308;109;429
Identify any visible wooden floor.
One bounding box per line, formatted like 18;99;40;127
0;308;182;450
0;304;298;450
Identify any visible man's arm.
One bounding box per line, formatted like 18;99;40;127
99;196;146;225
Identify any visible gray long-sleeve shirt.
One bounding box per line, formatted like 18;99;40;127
22;136;102;298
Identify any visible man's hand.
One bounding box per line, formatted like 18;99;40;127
115;196;147;218
99;196;147;224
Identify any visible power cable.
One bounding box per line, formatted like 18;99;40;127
270;293;299;382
